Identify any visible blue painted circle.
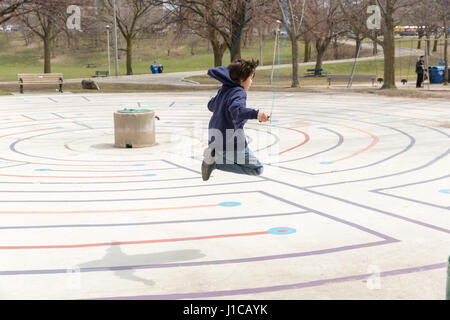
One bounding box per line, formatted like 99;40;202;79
35;169;51;172
142;174;157;177
268;227;297;235
320;161;334;165
218;202;241;207
439;189;449;194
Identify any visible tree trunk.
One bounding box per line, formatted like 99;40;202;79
259;29;264;66
291;36;299;87
355;38;361;58
381;3;396;89
230;38;241;62
126;37;133;75
304;40;311;62
43;35;52;73
333;36;339;60
433;37;439;52
211;40;226;67
315;42;326;76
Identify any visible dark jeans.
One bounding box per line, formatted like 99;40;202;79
214;147;264;176
416;72;424;88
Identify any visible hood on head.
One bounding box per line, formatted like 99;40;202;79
207;66;240;87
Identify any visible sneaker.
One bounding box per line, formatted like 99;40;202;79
202;147;215;181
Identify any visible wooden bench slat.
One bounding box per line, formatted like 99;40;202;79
17;73;64;93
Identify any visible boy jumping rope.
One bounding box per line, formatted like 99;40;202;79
202;59;270;181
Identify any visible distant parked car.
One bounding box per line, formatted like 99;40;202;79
5;25;20;32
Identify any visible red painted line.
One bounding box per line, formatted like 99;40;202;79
330;124;379;162
0;203;218;215
0;231;269;250
279;128;310;155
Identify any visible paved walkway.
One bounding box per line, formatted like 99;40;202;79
0;91;448;299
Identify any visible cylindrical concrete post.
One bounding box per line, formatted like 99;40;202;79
114;109;156;148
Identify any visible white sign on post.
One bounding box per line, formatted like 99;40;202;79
367;5;381;30
67;5;82;32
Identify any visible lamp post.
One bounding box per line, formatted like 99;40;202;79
106;25;111;77
112;0;119;77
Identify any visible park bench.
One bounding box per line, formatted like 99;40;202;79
93;70;109;77
86;63;97;68
327;74;377;86
305;68;328;76
18;73;63;94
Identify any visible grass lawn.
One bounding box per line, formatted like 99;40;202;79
187;56;427;86
0;32;371;81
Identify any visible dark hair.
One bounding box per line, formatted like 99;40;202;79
228;59;259;82
420;56;424;58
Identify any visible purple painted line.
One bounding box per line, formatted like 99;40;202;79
5;127;168;163
93;262;448;300
262;177;450;234
46;167;177;173
0;177;200;185
0;190;258;203
265;127;344;165
0;240;392;276
0;179;265;193
258;191;397;242
0;211;309;231
272;122;415;176
20;114;37;121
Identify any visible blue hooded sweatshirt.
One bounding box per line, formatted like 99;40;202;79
207;66;259;152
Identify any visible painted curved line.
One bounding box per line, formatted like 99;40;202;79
0;211;308;230
279;128;310;155
0;240;393;276
328;125;379;163
0;176;200;185
265;127;344;165
94;262;446;300
0;203;218;215
0;173;160;179
0;127;60;139
0;230;269;250
270;112;416;177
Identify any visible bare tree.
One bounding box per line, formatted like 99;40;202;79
0;0;31;25
100;0;167;75
340;0;421;89
17;0;69;73
166;0;228;66
305;0;344;76
275;0;306;87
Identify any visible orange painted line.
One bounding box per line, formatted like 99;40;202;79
0;127;59;139
0;203;218;215
330;125;379;163
0;231;269;250
279;128;310;155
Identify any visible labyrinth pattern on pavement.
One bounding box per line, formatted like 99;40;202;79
0;91;448;299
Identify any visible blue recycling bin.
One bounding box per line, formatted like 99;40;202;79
430;66;445;84
150;59;163;74
150;64;159;74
